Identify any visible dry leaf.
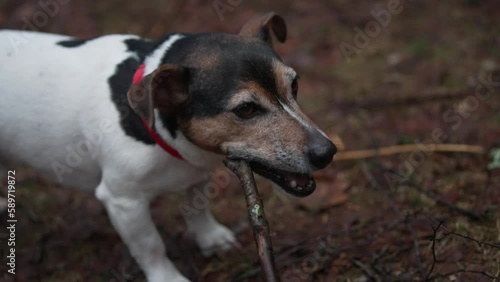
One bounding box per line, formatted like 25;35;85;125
295;173;350;211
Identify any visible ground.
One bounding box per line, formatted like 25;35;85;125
0;0;499;281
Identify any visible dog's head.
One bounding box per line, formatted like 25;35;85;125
128;12;336;197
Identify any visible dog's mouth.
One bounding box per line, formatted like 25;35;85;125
249;161;315;197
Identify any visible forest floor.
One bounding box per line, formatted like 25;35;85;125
1;0;499;281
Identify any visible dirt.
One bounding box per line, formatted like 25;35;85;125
0;0;499;281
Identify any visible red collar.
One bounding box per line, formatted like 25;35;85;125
133;64;184;161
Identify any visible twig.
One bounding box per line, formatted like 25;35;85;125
425;221;444;280
352;259;381;282
224;159;280;282
384;170;485;220
335;144;484;161
402;177;484;220
362;161;425;275
441;230;500;249
428;269;500;280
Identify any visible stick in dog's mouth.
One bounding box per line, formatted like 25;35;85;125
248;161;316;197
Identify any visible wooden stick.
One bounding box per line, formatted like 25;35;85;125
334;144;485;161
224;159;280;282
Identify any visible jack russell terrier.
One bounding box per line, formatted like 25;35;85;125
0;12;335;281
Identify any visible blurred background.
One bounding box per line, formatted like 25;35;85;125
1;0;499;281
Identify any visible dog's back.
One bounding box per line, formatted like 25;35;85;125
0;30;139;190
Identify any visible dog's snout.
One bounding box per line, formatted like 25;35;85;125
308;131;336;169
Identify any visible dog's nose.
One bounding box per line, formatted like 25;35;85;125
308;131;336;169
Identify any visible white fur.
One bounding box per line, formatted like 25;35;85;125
0;30;235;282
143;34;183;75
279;101;329;139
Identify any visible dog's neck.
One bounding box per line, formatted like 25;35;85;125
152;108;222;168
131;63;184;161
133;34;222;169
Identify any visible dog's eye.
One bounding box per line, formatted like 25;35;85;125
233;102;261;119
291;77;299;99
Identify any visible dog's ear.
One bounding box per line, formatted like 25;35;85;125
239;12;287;46
127;64;189;128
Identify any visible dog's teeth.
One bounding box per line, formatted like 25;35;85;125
290;180;297;188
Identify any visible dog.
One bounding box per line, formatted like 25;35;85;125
0;12;335;281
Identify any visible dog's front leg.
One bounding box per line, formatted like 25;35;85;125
96;183;189;282
184;184;240;256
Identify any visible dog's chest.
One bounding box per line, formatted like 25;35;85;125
138;159;210;195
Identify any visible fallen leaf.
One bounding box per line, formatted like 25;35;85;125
294;173;350;211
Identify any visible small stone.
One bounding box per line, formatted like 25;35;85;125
354;275;368;282
387;53;402;66
481;59;497;72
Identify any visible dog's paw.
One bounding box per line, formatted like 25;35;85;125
146;263;191;282
195;224;240;257
167;276;190;282
150;275;190;282
149;274;190;282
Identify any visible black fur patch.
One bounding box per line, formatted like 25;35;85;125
109;57;155;144
124;38;160;61
57;38;91;48
108;35;181;144
128;36;180;137
240;56;279;102
160;33;282;118
158;114;179;138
